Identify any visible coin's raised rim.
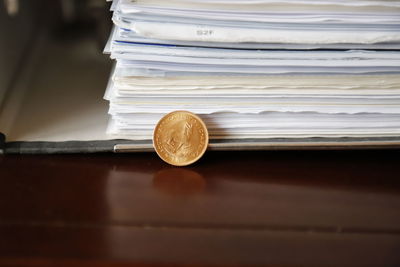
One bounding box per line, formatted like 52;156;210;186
153;110;209;166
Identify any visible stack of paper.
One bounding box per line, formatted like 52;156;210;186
104;0;400;142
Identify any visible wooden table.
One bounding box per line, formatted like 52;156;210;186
1;150;400;266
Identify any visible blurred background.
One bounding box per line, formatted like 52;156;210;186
0;0;113;143
0;0;111;109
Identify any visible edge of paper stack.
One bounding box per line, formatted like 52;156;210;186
104;0;400;150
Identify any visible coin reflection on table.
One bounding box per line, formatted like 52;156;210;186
153;168;206;196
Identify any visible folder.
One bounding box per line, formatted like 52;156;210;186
1;0;400;154
1;34;399;154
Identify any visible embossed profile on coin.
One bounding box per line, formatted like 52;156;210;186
165;121;194;156
153;111;208;166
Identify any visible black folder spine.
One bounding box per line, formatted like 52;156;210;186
0;132;5;154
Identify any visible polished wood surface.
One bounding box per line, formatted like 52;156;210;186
1;150;400;266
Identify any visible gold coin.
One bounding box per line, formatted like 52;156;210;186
153;111;208;166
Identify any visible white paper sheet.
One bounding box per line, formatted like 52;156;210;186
103;0;400;142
